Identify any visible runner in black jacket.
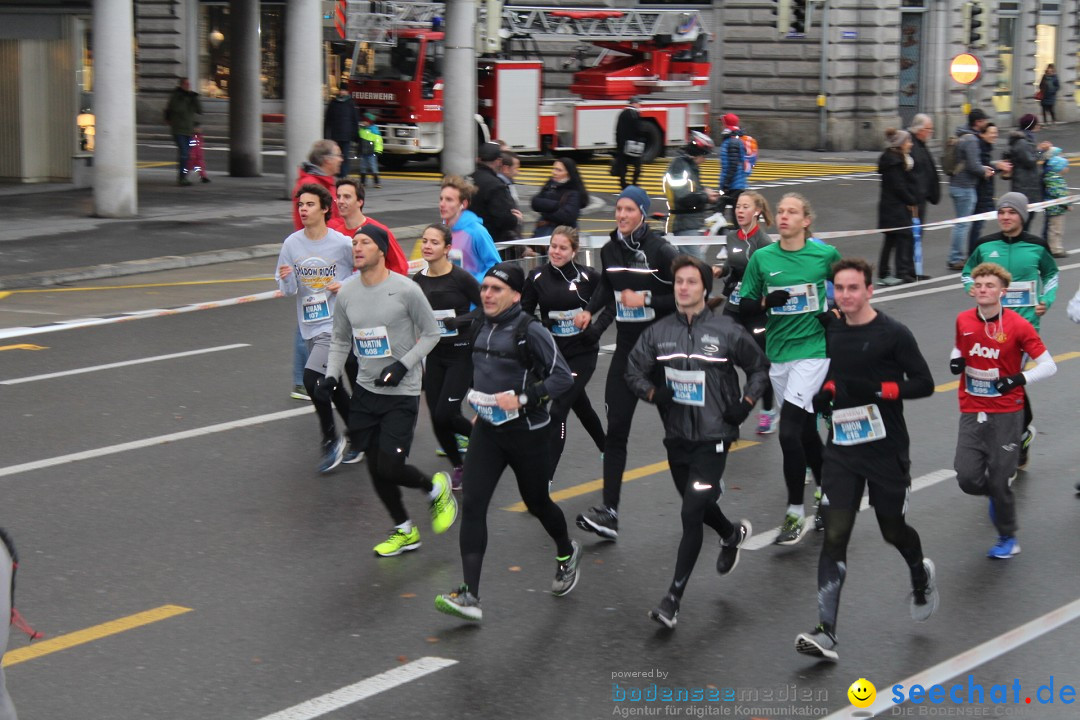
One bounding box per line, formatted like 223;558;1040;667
571;186;679;540
627;256;768;628
521;226;614;483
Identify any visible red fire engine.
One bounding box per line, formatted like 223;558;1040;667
346;2;712;167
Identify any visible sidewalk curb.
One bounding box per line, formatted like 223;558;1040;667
0;223;437;291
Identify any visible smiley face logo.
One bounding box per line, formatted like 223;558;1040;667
848;678;876;708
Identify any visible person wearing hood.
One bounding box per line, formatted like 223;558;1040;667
323;88;360;178
291;139;344;230
571;186;679;541
164;77;202;186
1006;114;1050;231
438;174;502;283
718;113;751;216
663;131;721;261
469;142;519;246
876;128;918;285
947;109;990;270
531;157;589;237
1042;148;1070;258
613;97;647;189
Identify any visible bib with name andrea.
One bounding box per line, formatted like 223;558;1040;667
665;367;706;407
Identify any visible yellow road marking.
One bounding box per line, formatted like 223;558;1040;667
137;161;175;169
933;350;1080;393
503;440;760;512
5;277;274;294
0;344;47;352
0;292;10;300
2;604;193;668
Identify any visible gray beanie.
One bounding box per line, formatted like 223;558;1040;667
997;192;1029;225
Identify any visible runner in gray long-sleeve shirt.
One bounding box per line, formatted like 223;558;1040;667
319;224;457;558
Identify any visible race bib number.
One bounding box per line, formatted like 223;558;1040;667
301;292;331;323
467;389;519;426
433;309;458;337
964;366;1001;397
767;283;820;315
728;282;741;307
1002;281;1036;308
831;404;887;445
665;367;706;407
615;291;655;322
353;326;392;358
548;308;582;337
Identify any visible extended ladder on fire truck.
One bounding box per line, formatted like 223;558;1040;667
347;2;706;47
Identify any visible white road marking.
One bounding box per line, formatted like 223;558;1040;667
743;469;956;550
0;343;249;385
0;407;311;480
255;657;458;720
871;259;1080;304
821;596;1080;718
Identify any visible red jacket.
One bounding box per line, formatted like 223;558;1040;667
291;164;342;230
328;216;409;276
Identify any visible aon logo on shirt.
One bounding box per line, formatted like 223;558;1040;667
968;343;1000;359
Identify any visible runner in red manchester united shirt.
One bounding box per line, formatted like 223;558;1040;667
950;263;1056;560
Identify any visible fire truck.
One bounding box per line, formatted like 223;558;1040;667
345;1;712;167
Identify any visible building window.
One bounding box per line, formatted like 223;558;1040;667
198;2;285;99
992;17;1016;115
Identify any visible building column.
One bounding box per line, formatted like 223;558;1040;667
230;0;262;176
284;0;322;195
92;0;137;217
442;0;476;176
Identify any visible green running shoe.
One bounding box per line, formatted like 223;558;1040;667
373;527;421;557
435;585;482;621
429;472;458;534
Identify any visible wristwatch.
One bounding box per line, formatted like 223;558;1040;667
518;392;530;406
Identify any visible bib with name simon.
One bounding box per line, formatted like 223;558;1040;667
353;326;392;358
467;389;519;426
831;404;887;445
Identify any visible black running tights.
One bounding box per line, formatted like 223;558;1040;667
549;352;606;479
459;422;572;596
778;401;823;506
602;341;641;510
817;507;925;633
368;447;435;526
423;349;473;467
665;439;733;599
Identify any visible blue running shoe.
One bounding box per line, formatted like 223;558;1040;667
988;535;1020;559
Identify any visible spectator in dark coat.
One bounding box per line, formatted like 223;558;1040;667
469;142;519;245
323;89;360;178
531;157;589;237
1038;64;1060;125
612;97;647;189
164;77;202;186
1007;114;1048;230
877;128;918;285
907;113;941;228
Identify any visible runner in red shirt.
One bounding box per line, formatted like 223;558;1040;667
330;178;409;276
950;262;1057;559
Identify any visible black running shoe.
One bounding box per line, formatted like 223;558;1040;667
795;625;838;661
576;505;618;540
649;593;679;629
716;520;752;575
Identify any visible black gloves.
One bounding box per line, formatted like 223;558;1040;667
722;398;755;426
949;357;965;376
440;315;462;332
993;373;1026;394
314;375;338;402
764;289;792;309
812;383;835;415
374;361;408;387
651;385;675;409
816;308;842;328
